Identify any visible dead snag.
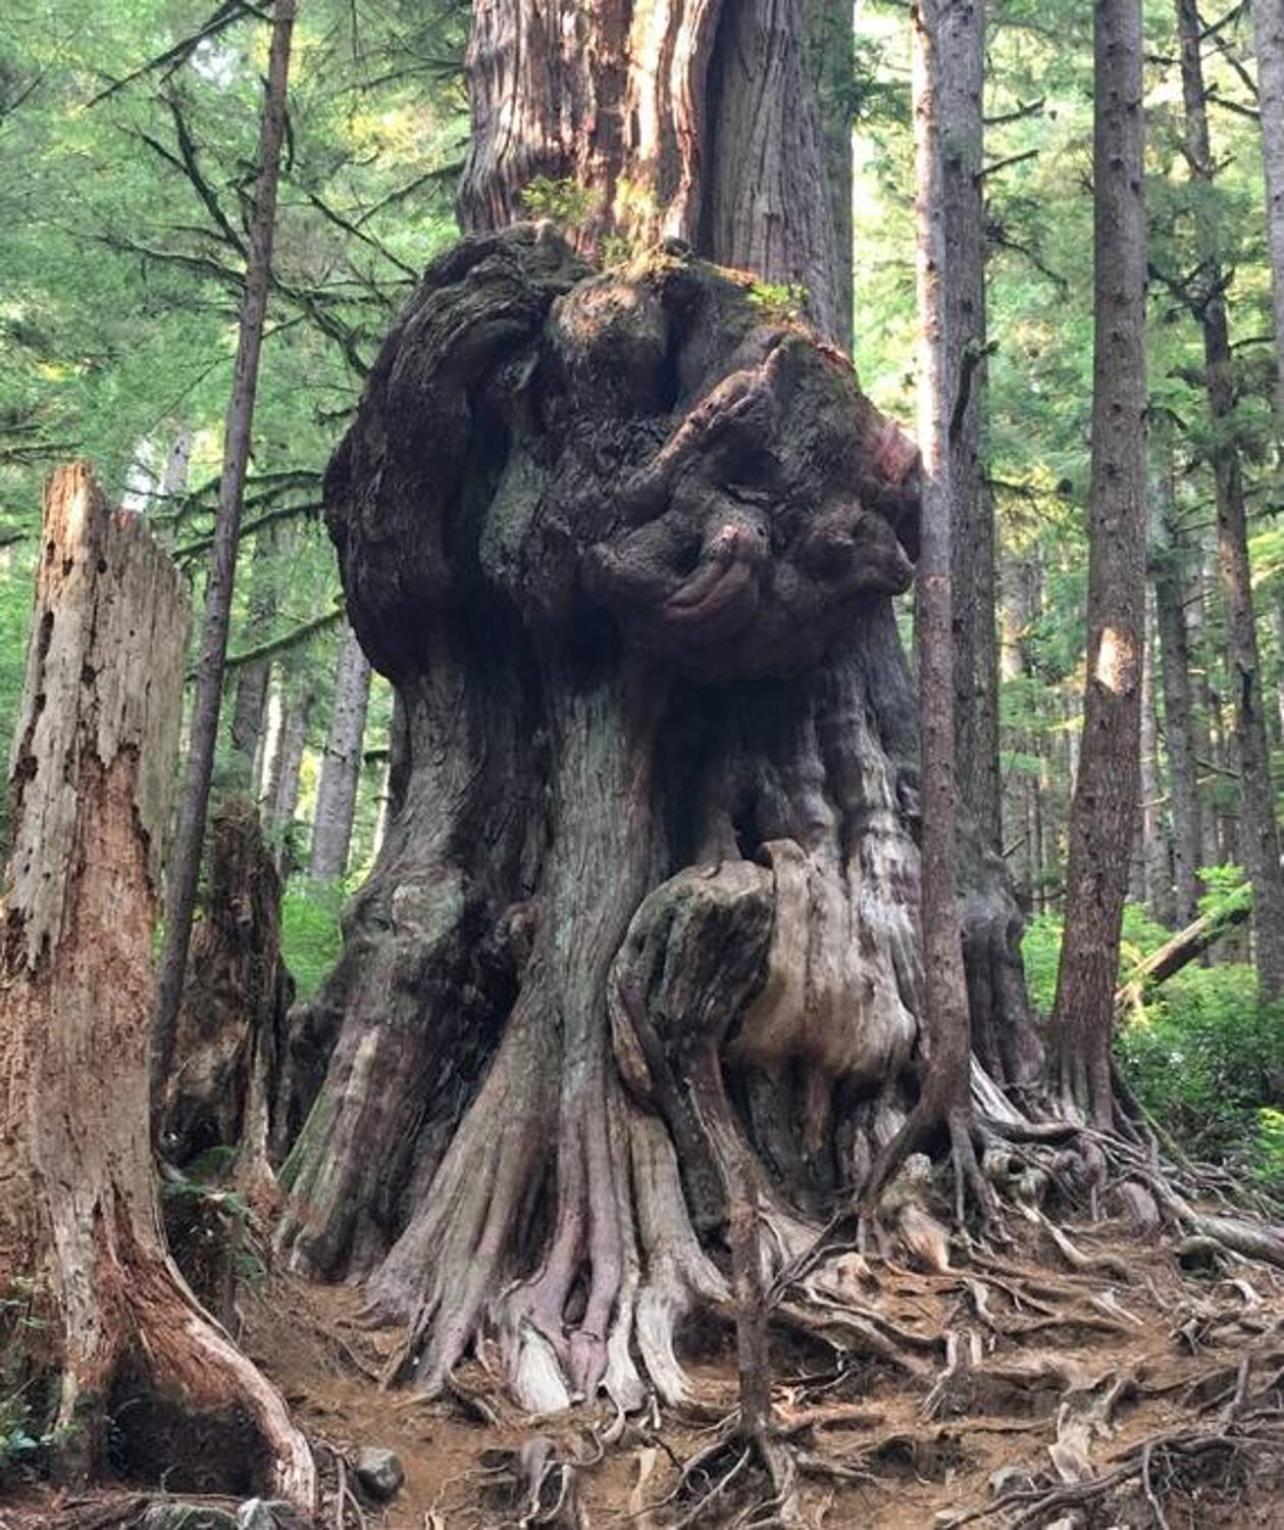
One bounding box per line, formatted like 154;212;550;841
0;465;314;1506
160;796;293;1195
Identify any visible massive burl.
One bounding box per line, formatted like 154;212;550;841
276;225;1030;1412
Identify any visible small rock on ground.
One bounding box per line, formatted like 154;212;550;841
355;1444;405;1500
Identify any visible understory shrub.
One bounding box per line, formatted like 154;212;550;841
1023;890;1284;1192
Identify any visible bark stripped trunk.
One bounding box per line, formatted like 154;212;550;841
264;671;312;846
0;465;312;1505
1176;0;1284;999
159;426;192;502
153;0;298;1107
309;624;372;881
1049;0;1147;1128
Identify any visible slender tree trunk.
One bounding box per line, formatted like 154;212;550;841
0;465;312;1505
310;624;373;881
866;0;990;1212
159;426;192;503
940;0;1000;857
152;0;298;1116
1049;0;1147;1128
1140;592;1174;924
1253;0;1284;423
265;680;311;837
1153;463;1203;923
227;526;284;795
1176;0;1284;998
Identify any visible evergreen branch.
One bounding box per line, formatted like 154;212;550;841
165;94;249;255
175;497;323;560
300;188;417;278
88;0;264;106
218;606;344;674
984;97;1045;128
976;148;1039;183
353;160;465;227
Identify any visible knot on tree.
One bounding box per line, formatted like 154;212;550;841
324;224;920;680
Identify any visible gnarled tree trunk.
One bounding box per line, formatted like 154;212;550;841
276;0;1035;1414
0;465;312;1505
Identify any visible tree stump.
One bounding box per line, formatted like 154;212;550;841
0;464;313;1505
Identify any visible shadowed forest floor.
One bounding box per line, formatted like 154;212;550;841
4;1213;1284;1527
13;1210;1284;1528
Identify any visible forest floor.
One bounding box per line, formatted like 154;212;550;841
5;1214;1284;1528
238;1213;1284;1528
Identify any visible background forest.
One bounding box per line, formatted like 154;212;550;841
1;0;1282;1180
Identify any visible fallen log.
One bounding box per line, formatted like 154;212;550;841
1115;894;1251;1013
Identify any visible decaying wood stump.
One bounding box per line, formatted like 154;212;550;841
0;465;313;1505
160;796;293;1183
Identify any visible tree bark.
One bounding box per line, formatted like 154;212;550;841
153;0;298;1116
160;798;294;1185
0;465;312;1505
1176;0;1284;999
1049;0;1147;1128
803;0;855;349
1152;462;1203;924
309;624;373;881
459;0;845;341
864;0;990;1215
1140;592;1174;924
227;527;283;797
940;0;1000;858
1253;0;1284;424
275;0;1031;1417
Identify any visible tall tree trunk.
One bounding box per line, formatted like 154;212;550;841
1049;0;1147;1128
1253;0;1284;423
865;0;991;1214
803;0;855;348
459;0;844;339
310;625;373;881
940;0;1000;857
153;0;298;1114
1176;0;1284;998
227;526;285;796
1140;591;1174;924
1153;462;1203;923
0;465;312;1505
265;679;311;838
